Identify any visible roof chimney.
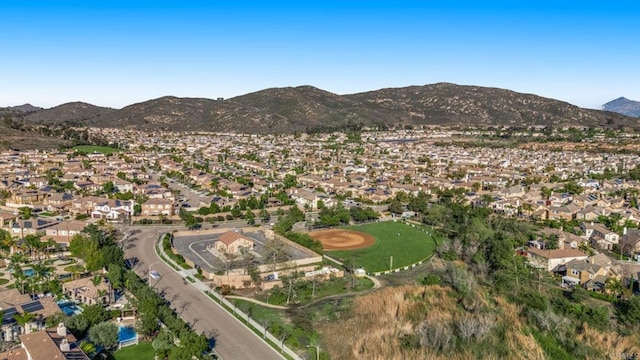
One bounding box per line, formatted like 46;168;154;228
60;339;70;352
57;323;67;337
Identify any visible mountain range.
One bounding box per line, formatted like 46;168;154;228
3;83;637;136
602;97;640;117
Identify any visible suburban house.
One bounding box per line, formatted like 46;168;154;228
621;228;640;256
62;276;112;306
0;323;89;360
5;190;48;208
113;178;134;193
580;222;620;250
526;247;588;271
43;192;75;212
215;230;254;255
90;199;135;221
288;188;334;210
560;258;609;289
5;218;59;239
0;289;62;343
140;198;174;216
44;220;87;248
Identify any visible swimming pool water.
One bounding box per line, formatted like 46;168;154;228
118;326;137;342
57;301;82;316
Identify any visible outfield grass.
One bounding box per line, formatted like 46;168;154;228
72;145;121;154
113;342;154;360
330;221;438;273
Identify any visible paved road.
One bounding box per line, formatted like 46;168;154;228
126;226;284;360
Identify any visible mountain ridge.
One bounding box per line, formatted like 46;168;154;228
9;83;638;132
602;97;640;117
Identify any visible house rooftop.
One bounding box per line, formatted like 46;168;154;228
527;247;587;260
218;230;252;246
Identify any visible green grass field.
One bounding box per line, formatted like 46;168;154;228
72;145;121;154
113;342;154;360
329;221;438;273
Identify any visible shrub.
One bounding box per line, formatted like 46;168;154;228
421;274;441;286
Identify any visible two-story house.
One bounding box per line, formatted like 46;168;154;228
44;220;87;248
140;198;174;216
62;276;112;306
580;222;620;250
526;247;588;272
0;289;62;343
0;323;89;360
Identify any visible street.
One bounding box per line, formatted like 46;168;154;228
126;225;284;360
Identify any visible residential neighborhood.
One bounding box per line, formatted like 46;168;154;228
2;127;640;359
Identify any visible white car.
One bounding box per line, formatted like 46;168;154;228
149;270;161;280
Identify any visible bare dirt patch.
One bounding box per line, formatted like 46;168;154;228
309;229;375;251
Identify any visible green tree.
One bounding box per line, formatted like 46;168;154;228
103;181;115;194
88;321;119;350
169;331;212;360
82;304;110;328
18;207;32;220
283;174;297;189
65;314;90;338
388;199;404;215
152;329;175;358
617;294;640;326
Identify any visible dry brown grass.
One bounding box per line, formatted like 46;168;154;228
319;285;548;360
578;324;640;357
318;284;640;360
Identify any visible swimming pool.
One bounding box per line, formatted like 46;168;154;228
118;326;137;343
57;301;82;316
23;269;35;277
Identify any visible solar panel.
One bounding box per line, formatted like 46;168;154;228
21;300;44;313
1;307;17;324
64;352;88;359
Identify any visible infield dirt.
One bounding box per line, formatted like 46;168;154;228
309;229;376;251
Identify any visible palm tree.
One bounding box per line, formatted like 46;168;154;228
13;312;36;334
32;262;53;294
45;238;56;258
18;207;32;220
22;235;41;261
0;229;16;266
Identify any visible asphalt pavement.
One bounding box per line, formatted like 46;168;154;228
126;225;284;360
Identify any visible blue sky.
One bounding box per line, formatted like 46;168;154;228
1;0;638;109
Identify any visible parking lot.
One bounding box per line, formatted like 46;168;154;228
172;230;311;273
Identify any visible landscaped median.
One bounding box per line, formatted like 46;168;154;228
161;233;192;269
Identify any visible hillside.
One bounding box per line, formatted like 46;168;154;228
0;103;43;114
6;83;638;132
319;284;640;360
0;123;71;150
603;97;640;117
20;101;114;125
348;83;630;127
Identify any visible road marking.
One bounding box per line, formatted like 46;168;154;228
188;239;218;269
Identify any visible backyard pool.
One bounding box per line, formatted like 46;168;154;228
57;301;83;316
118;326;138;343
23;269;35;277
